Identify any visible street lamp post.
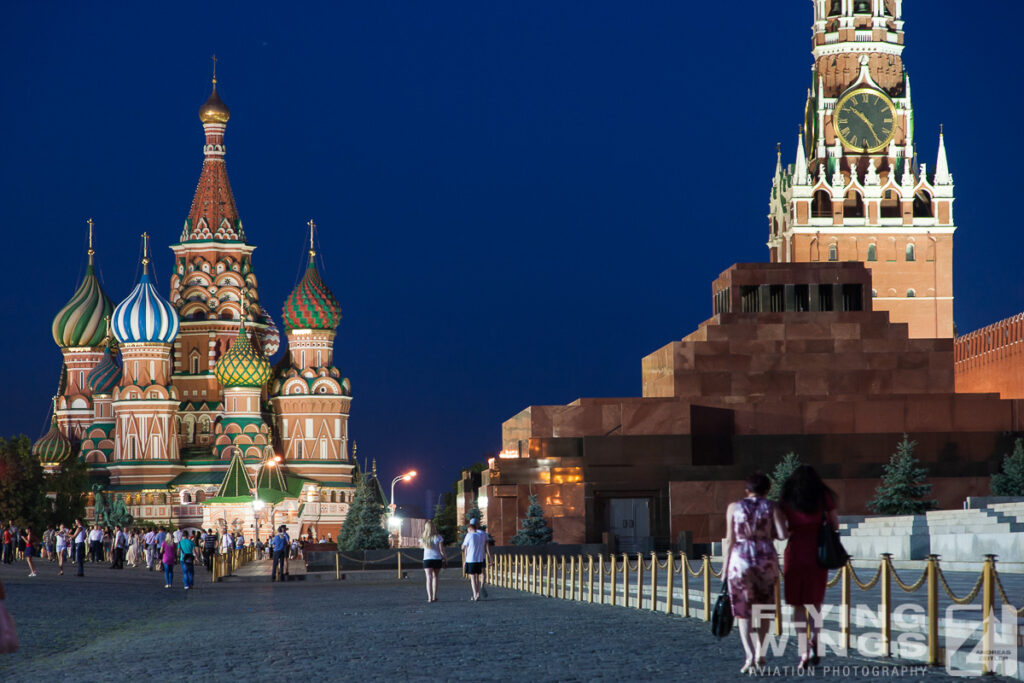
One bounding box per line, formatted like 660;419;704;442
389;470;417;548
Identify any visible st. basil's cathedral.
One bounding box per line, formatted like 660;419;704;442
31;73;357;539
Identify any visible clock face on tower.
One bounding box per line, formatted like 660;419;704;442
833;88;897;153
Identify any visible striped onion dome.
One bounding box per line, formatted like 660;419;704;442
282;260;341;331
87;346;122;395
112;271;180;344
32;416;72;464
52;263;114;348
215;322;272;388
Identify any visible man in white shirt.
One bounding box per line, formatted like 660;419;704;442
73;521;87;576
88;526;103;563
173;528;183;544
222;531;233;554
460;519;491;601
143;530;156;570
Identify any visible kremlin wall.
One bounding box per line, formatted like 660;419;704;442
479;1;1024;551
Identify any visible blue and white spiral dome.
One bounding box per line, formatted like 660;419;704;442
112;271;179;344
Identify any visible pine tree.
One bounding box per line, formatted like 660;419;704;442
458;502;483;543
433;492;457;545
511;495;553;545
337;473;390;551
991;438;1024;496
768;452;801;501
867;434;937;514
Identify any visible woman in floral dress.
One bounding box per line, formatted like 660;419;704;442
722;472;788;673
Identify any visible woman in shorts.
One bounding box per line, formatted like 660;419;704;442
23;528;37;577
420;520;446;602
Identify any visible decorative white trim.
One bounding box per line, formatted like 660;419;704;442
784;226;955;236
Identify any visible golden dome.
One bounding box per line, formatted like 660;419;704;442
199;82;230;124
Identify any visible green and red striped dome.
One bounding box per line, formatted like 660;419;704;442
32;416;72;464
281;261;341;331
52;264;114;348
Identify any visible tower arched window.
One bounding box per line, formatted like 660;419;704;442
190;353;200;374
827;0;841;16
812;190;832;218
853;0;871;14
843;190;865;218
907;289;916;298
913;190;933;218
880;189;901;218
906;244;916;262
296;441;304;459
867;244;877;262
828;244;838;262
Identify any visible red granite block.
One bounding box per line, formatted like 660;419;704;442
795;370;830;396
892;368;929;393
784;352;834;370
835;339;864;353
621;401;690;435
853;399;905;433
905;397;953;431
749;353;784;373
695;353;750;373
749;371;796;395
700;372;732;395
673;371;702;397
745;404;804;434
830;323;862;340
785;322;833;340
858;369;893;394
729;339;784;355
707;324;758;342
953;396;1012;432
828;372;860;395
865;353;899;370
757;324;785;341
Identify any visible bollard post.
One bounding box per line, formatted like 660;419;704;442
598;555;605;605
577;554;583;601
610;555;617;607
397;550;402;580
841;563;851;654
622;554;629;609
335;552;340;580
587;556;594;604
569;556;576;600
650;551;658;612
880;554;892;657
560;556;567;600
774;575;782;636
681;553;690;618
702;555;711;622
666;553;674;615
982;554;997;675
926;555;939;667
636;552;643;610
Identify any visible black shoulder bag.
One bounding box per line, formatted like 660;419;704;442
710;583;733;638
816;507;849;570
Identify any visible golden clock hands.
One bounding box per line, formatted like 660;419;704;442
851;109;881;145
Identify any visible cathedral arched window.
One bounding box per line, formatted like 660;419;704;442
867;244;877;262
905;244;915;261
853;0;871;14
190;353;200;374
828;244;838;262
812;190;832;218
827;0;841;16
907;289;916;298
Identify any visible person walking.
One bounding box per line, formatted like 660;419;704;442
73;521;87;577
780;465;838;670
110;526;126;569
160;534;177;588
420;520;446;603
88;526;103;563
178;531;196;590
1;525;11;565
270;526;288;582
461;519;491;601
126;530;141;568
22;528;37;577
203;529;217;571
722;472;789;674
55;525;68;575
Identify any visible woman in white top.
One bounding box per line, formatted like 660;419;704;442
421;520;446;603
55;525;68;575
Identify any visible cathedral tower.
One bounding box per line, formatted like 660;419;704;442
168;66;279;453
768;0;955;338
270;222;354;498
110;236;181;486
213;321;273;460
51;220;115;441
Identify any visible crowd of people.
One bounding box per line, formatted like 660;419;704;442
722;465;838;673
1;520;304;589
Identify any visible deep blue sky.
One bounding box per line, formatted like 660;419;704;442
2;2;1019;507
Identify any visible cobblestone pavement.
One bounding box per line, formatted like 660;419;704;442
0;560;1012;682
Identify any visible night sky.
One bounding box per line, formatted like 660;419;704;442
2;2;1020;508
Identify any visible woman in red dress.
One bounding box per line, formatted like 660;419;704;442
780;465;838;670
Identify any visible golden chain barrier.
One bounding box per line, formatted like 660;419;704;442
936;566;984;605
684;557;702;577
708;563;722;579
849;563;882;590
826;569;841;588
992;569;1024;616
889;564;928;593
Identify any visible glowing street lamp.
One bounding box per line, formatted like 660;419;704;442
389;470;417;548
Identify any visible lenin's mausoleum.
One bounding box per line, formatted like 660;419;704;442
481;1;1024;550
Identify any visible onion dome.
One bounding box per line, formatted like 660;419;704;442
32;416;72;464
87;346;122;395
254;310;281;357
52;226;114;348
112;238;180;344
199;82;230;124
215;322;272;388
282;234;342;330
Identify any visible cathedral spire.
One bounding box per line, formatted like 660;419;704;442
934;125;952;186
181;59;243;243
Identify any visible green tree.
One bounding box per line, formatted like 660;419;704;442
0;435;52;531
768;452;801;501
511;494;553;545
433;491;457;545
47;457;87;527
867;434;937;514
991;438;1024;496
336;473;390;551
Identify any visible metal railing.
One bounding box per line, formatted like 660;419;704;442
493;552;1023;673
210;546;256;581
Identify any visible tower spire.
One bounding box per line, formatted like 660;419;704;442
794;129;808;185
308;219;316;259
87;218;95;265
934;125;952;186
212;53;218;85
141;232;150;274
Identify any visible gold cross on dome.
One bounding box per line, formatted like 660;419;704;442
307;219;316;258
141;232;150;272
87;218;95;262
212;54;218;84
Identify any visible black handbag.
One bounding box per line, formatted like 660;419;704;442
710;584;733;638
816;510;849;570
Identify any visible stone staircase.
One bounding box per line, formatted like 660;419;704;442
839;502;1024;561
